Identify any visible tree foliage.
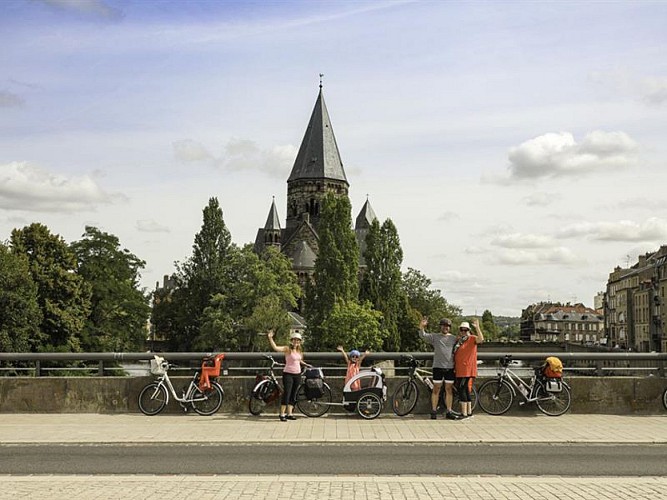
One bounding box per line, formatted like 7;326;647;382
71;226;151;351
318;299;383;352
0;243;43;352
10;223;91;352
164;197;232;350
305;193;359;350
481;309;498;340
400;268;462;351
360;218;405;351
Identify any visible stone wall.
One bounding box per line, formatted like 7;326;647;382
0;376;664;414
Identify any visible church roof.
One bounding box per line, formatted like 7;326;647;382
355;198;377;230
287;88;348;185
289;240;317;269
264;198;281;230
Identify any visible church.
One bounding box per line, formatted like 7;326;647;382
253;84;378;299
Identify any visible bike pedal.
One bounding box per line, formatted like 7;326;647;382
518;401;525;406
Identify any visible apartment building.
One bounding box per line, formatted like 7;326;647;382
604;245;667;352
520;302;604;344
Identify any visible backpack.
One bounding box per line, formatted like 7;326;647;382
304;367;324;399
543;356;563;378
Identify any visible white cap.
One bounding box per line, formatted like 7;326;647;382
290;332;302;340
459;321;471;330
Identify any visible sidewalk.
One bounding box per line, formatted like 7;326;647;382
1;413;666;500
0;412;665;444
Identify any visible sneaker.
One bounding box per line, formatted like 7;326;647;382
430;411;437;420
445;412;461;421
279;414;287;422
286;415;297;420
449;410;462;418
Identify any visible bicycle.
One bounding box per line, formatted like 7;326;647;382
138;354;225;416
391;355;478;416
477;354;571;416
248;355;333;417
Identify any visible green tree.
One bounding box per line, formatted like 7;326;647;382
0;243;43;352
71;226;151;351
10;223;91;352
360;218;405;351
481;309;498;340
195;245;300;351
400;268;462;351
167;197;232;350
305;193;360;350
318;300;383;352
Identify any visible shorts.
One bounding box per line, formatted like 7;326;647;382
432;367;455;384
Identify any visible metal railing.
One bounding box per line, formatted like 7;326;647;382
0;351;665;377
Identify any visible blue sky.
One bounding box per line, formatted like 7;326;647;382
2;0;667;316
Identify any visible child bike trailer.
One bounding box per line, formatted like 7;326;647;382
342;367;387;420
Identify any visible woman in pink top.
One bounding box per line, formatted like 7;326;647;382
268;330;310;421
453;318;484;418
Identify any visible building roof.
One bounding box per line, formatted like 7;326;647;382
355;198;377;230
287;88;348;185
264;198;281;230
289;240;317;269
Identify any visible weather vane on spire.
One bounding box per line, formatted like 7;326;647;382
319;73;324;89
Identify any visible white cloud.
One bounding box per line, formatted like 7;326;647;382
614;197;667;211
0;161;118;212
558;217;667;242
173;138;297;179
0;91;25;108
640;77;667;106
491;233;555;249
438;211;460;222
502;131;638;181
173;140;214;163
37;0;124;20
523;192;559;207
136;220;170;233
495;247;578;266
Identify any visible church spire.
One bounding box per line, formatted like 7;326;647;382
287;86;348;185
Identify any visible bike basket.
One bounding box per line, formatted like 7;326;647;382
150;356;167;375
545;378;563;393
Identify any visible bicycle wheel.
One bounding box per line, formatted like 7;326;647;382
357;391;383;420
477;379;514;415
248;380;278;416
535;381;571;416
296;383;332;417
138;382;168;416
191;382;224;416
391;380;419;416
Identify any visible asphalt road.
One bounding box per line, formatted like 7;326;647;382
1;443;665;476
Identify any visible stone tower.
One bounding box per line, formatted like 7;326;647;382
254;85;377;295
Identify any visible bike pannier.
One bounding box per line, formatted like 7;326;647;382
545;378;562;392
304;367;324;399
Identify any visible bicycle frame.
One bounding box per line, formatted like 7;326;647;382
493;364;543;403
153;370;211;406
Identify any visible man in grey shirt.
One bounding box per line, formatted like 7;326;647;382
419;317;461;420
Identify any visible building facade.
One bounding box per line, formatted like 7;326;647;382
604;246;667;352
520;302;605;344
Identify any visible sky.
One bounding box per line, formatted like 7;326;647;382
1;0;667;317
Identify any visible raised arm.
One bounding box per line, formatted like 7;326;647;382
360;350;370;363
337;345;349;364
267;330;287;353
471;318;485;344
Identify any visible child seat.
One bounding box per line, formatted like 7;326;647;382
199;353;225;390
